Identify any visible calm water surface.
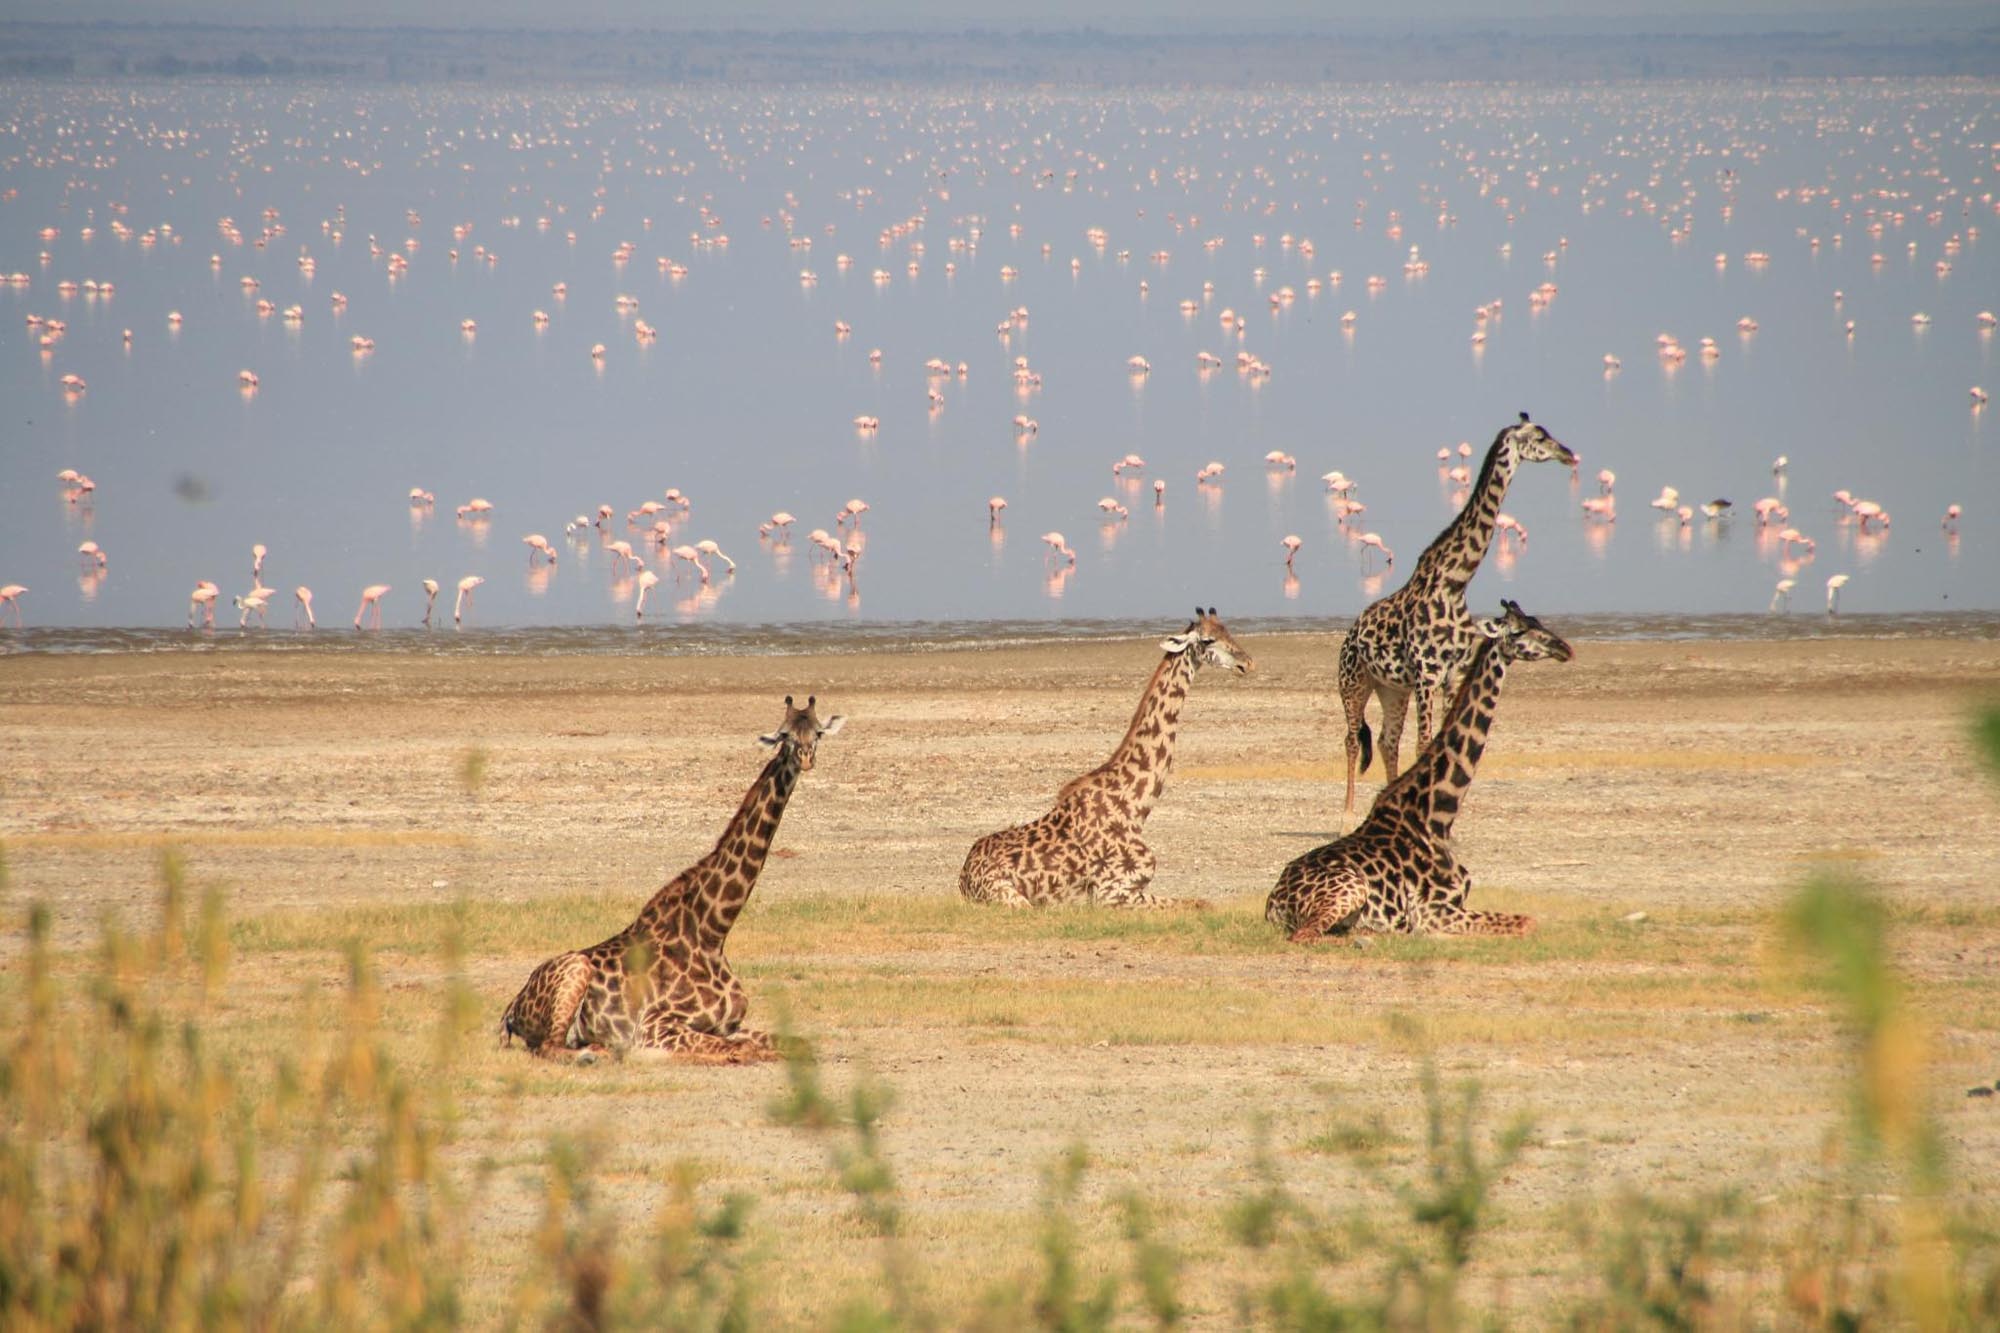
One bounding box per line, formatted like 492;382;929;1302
4;80;1994;639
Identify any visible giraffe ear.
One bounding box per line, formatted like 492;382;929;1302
758;730;784;747
1519;410;1530;424
818;715;846;736
1160;632;1196;654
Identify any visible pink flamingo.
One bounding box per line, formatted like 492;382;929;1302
1596;469;1616;495
1355;532;1393;569
453;575;484;623
77;541;107;570
1778;528;1816;556
1752;497;1789;526
421;579;439;627
769;511;796;540
456;498;494;520
0;585;26;627
838;498;870;528
1112;453;1146;475
595;504;615;528
1495;513;1528;550
1581;495;1617;522
233;591;268;628
634;568;660;620
1041;532;1076;566
1942;504;1962;532
1650;486;1680;511
354;583;391;629
293;586;315;628
1280;534;1302;570
670;544;711;582
606;540;636;573
251;543;267;579
1852;501;1889;532
694;540;736;574
187;581;218;628
408;487;435;508
523;533;557;565
1154;479;1165;507
989;496;1008;524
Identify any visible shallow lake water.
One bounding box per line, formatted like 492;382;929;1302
4;80;1994;638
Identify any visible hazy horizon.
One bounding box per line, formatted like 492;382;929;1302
7;1;1996;33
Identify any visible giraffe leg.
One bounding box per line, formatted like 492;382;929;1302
1418;905;1536;937
1339;663;1374;815
1093;838;1196;908
1282;874;1371;942
1374;683;1412;785
502;951;599;1060
633;1013;786;1065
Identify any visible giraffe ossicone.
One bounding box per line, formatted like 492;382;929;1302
1271;601;1572;940
959;607;1253;909
1337;413;1578;815
500;695;844;1064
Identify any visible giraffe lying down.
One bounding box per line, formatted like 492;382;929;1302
1270;601;1571;940
959;607;1253;908
501;695;843;1063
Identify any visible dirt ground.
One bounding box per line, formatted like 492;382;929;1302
3;631;1998;1321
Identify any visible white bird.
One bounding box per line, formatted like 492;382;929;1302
1770;579;1795;613
1825;573;1850;614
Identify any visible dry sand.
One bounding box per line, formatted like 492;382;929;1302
3;631;1997;1320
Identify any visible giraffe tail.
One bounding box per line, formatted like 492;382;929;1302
1357;721;1373;774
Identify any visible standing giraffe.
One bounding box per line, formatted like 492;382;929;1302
959;608;1254;908
1271;601;1572;939
501;696;845;1064
1338;412;1577;813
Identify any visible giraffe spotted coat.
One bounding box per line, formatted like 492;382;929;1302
1338;413;1578;813
501;696;844;1064
959;608;1253;908
1274;601;1572;939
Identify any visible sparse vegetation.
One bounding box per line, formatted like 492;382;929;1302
4;815;1998;1327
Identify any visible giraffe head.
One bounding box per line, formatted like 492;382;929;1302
1161;606;1256;675
1481;598;1575;662
759;695;846;772
1505;410;1579;468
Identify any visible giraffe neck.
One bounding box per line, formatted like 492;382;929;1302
1097;646;1197;823
676;748;801;950
1409;432;1519;593
1402;637;1508;839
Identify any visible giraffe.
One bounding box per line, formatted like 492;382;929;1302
959;607;1253;908
500;695;845;1064
1270;601;1571;940
1338;412;1577;813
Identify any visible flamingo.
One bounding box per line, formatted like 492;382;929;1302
1943;504;1962;532
634;568;660;619
1495;514;1528;550
1777;528;1816;556
1649;485;1680;511
1596;468;1616;495
354;583;391;629
1355;532;1394;569
1154;479;1166;507
1040;532;1076;566
187;581;218;628
251;543;267;579
1581;496;1616;522
293;586;315;629
606;540;636;573
456;498;494;520
523;533;557;565
453;575;484;624
1280;534;1302;570
77;541;107;569
233;592;268;628
421;579;439;627
670;545;711;583
769;511;796;538
838;498;870;528
989;496;1008;523
1825;574;1850;614
0;585;26;627
1771;579;1795;613
1851;501;1888;532
694;540;735;573
408;487;435;507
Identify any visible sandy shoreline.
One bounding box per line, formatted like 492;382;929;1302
3;631;1998;1320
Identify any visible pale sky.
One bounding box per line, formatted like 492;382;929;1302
9;0;1992;29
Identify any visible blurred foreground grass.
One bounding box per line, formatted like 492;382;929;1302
2;704;1998;1328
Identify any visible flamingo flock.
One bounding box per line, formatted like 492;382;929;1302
5;81;1989;634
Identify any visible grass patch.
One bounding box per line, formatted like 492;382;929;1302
4;828;474;852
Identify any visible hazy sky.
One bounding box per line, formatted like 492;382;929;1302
9;0;1992;29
